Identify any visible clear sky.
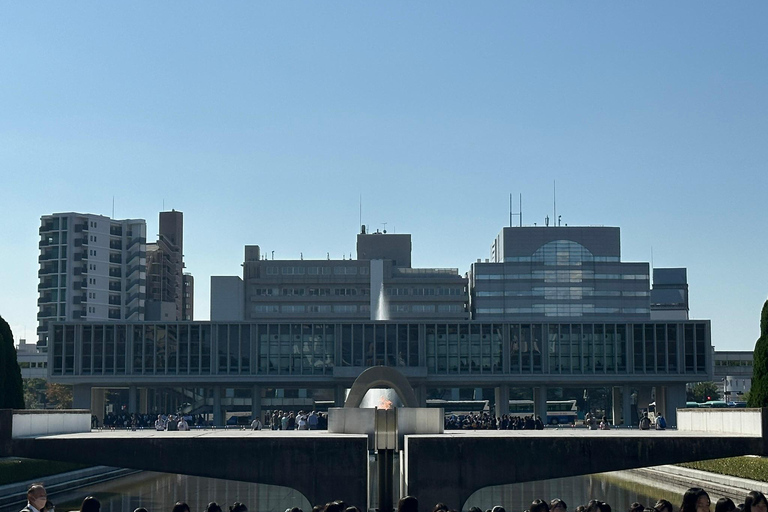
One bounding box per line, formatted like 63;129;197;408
2;3;767;351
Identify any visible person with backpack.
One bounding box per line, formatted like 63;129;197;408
639;411;651;430
655;414;667;430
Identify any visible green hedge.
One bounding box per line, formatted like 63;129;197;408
0;458;89;486
679;456;768;483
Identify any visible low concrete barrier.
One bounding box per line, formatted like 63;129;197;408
677;408;764;435
11;410;91;438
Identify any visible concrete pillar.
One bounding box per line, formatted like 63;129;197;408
73;384;92;410
533;386;547;421
128;386;138;414
298;389;307;398
494;385;510;417
622;385;632;426
92;388;106;426
139;388;148;414
252;385;262;420
213;386;223;426
666;383;687;427
450;388;460;400
474;388;483;400
415;385;427;408
656;386;667;419
611;387;621;426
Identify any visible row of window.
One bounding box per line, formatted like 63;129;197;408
477;271;649;282
475;289;650;298
476;306;650;316
50;321;710;377
387;287;465;296
265;266;368;276
251;304;464;314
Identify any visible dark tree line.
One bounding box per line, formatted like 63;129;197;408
748;300;768;408
0;314;25;409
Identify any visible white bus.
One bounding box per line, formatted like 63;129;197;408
508;399;578;425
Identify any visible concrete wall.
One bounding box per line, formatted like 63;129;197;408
12;410;91;438
677;408;764;435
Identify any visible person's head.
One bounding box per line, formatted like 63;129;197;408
344;507;359;512
206;503;223;512
630;503;645;512
469;508;483;512
433;504;449;512
230;503;248;512
587;500;612;512
715;498;736;512
398;496;419;512
681;488;710;512
27;484;47;510
531;499;550;512
133;508;149;512
79;496;101;512
656;500;674;512
745;492;768;512
172;502;191;512
325;502;346;512
551;499;568;512
285;508;303;512
492;507;506;512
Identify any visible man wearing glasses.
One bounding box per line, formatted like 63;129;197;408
22;483;47;512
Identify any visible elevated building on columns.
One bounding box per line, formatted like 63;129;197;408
45;224;711;427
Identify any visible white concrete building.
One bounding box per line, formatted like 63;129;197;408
38;213;147;350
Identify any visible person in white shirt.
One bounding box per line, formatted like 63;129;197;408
177;417;190;431
250;417;262;430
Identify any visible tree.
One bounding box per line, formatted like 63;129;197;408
687;382;720;403
0;315;25;409
46;383;73;409
24;378;48;409
748;300;768;407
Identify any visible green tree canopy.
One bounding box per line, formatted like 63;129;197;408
748;300;768;407
0;315;25;409
687;381;720;403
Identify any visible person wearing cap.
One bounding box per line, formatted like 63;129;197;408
22;483;47;512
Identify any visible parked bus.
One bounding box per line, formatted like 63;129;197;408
427;399;490;417
508;399;578;425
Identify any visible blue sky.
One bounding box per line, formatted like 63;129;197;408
1;3;767;350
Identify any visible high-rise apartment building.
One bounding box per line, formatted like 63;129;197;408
37;213;147;349
470;226;651;320
146;210;194;321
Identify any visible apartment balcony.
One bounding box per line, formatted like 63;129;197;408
109;282;122;292
38;266;58;276
108;295;121;306
109;254;122;264
38;251;59;262
72;311;84;319
39;222;57;233
38;279;58;290
108;309;121;320
109;268;122;278
110;226;123;236
109;239;123;250
37;310;57;319
74;223;88;233
37;296;56;305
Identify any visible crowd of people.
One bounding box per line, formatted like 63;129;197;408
444;413;547;430
267;410;328;430
93;412;209;430
24;483;768;512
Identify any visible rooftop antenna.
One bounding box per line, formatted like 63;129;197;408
163;199;165;211
112;196;115;218
382;222;388;233
553;180;557;228
359;195;362;232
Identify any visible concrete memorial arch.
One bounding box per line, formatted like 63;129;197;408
344;366;419;408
